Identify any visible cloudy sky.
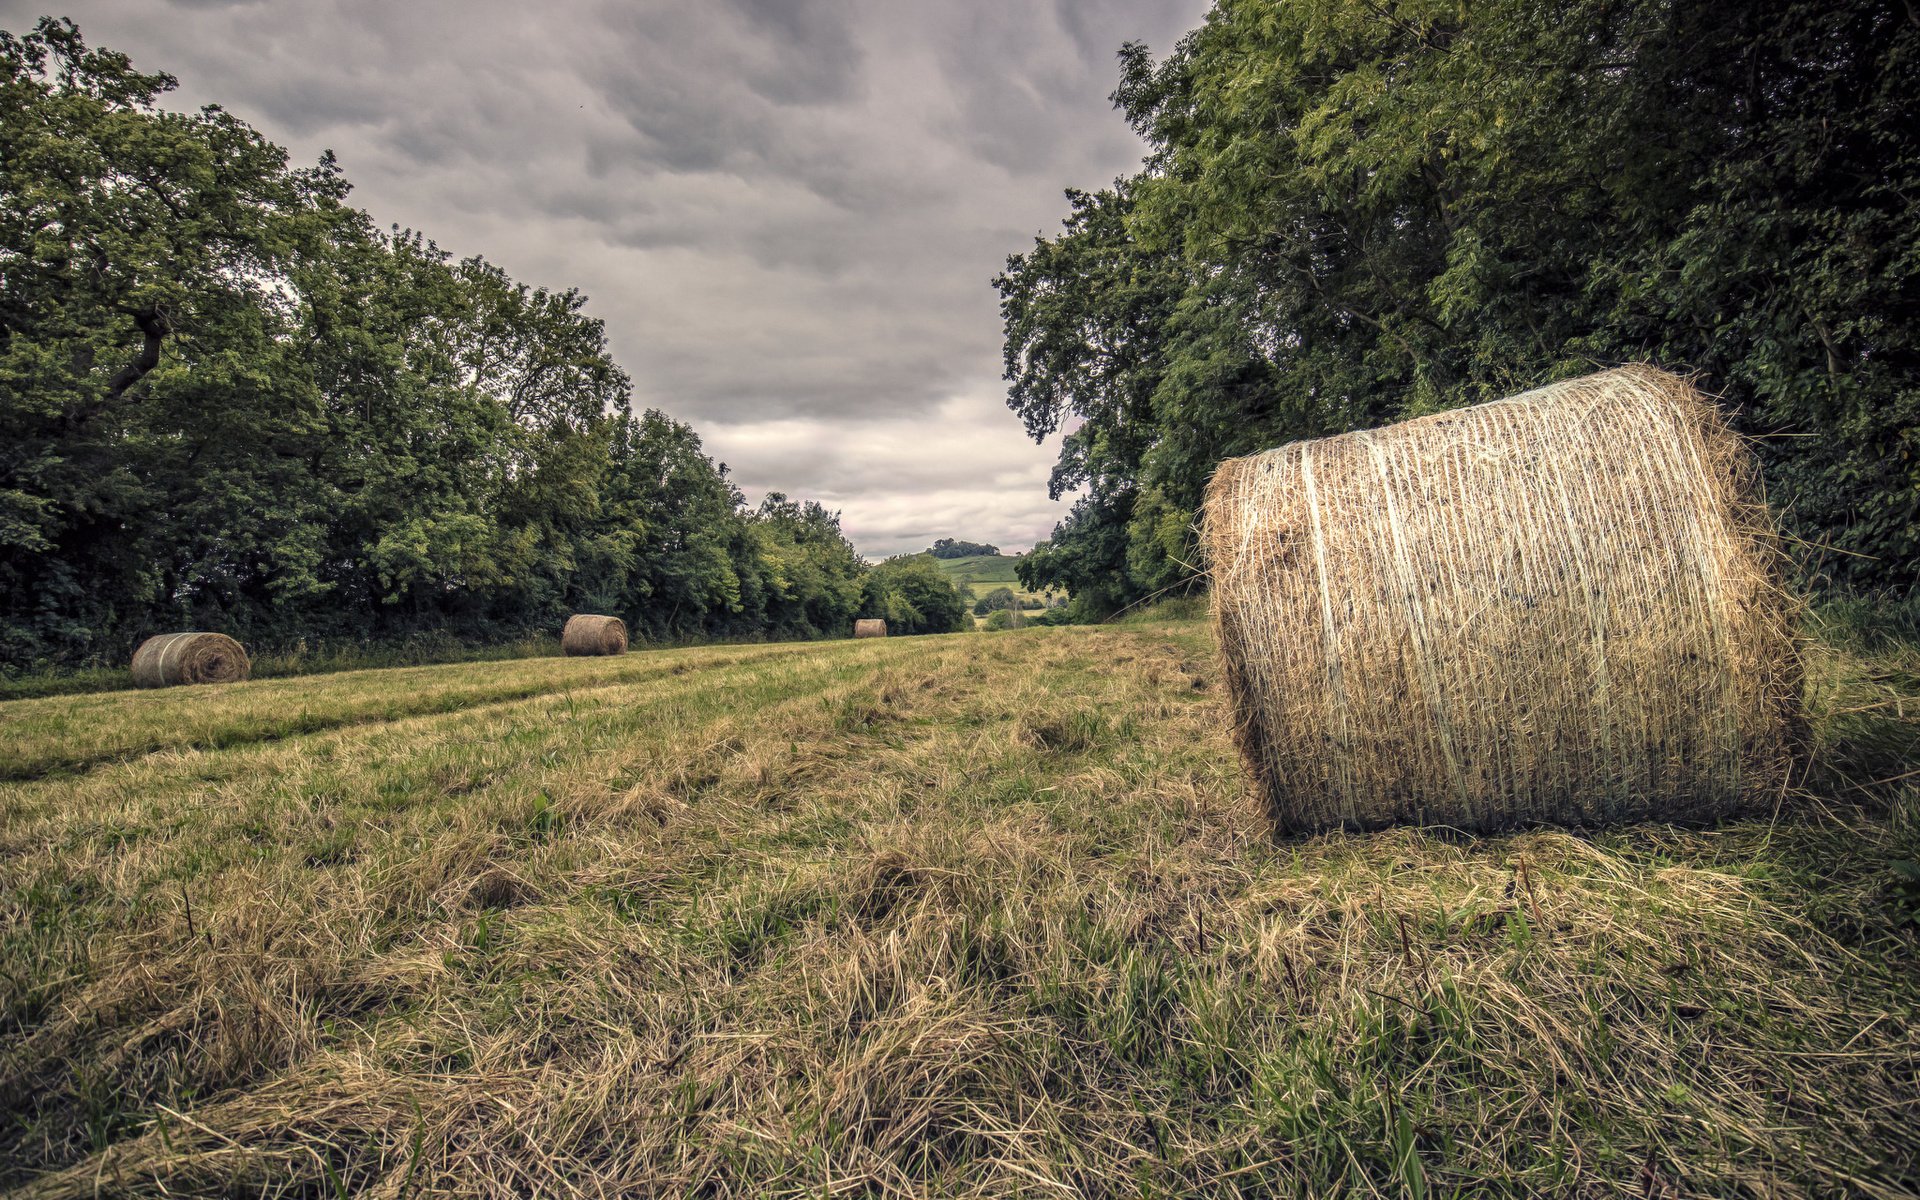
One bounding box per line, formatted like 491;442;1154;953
3;0;1210;557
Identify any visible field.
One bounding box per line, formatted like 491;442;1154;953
926;553;1056;606
922;553;1058;627
929;553;1020;583
3;620;1918;1197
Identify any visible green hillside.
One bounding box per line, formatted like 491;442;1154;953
920;551;1061;624
927;552;1021;587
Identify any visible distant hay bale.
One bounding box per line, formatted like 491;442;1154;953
562;614;627;657
854;619;888;639
1203;365;1801;836
129;632;250;688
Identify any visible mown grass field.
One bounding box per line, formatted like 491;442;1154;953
2;620;1917;1197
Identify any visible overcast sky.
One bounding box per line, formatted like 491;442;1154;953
3;0;1210;557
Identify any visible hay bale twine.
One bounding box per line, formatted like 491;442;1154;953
561;614;627;656
1203;365;1800;836
129;632;250;688
854;619;888;639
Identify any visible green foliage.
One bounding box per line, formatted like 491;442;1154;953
1016;504;1140;620
1001;0;1920;607
0;19;877;670
1114;595;1209;625
928;538;999;559
973;586;1018;616
859;555;970;636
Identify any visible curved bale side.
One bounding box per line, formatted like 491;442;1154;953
1202;365;1801;837
854;619;888;639
561;614;628;657
129;632;251;688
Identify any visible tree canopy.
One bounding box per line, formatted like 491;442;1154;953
972;586;1018;616
928;538;1001;560
1001;0;1919;615
0;18;964;669
860;555;972;635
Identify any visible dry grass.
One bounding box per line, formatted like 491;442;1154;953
1;622;1916;1197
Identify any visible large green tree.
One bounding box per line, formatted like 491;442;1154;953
1;18;351;660
861;555;972;635
1003;0;1920;610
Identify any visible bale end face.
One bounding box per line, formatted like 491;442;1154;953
130;632;250;688
562;614;628;656
854;619;888;639
1203;365;1802;837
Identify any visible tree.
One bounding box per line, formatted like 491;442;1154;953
1003;0;1920;605
973;586;1018;616
928;538;1001;559
860;555;970;635
0;20;380;663
744;493;866;639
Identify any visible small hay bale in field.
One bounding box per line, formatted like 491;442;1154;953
854;619;888;639
1203;365;1801;836
129;632;250;688
562;614;628;657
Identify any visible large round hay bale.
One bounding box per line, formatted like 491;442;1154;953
561;614;627;656
1203;365;1800;836
129;632;250;688
854;619;888;639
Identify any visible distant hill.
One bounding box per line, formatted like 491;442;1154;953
924;552;1021;586
917;550;1067;615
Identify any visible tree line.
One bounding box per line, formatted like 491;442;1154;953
0;19;967;671
1002;0;1918;616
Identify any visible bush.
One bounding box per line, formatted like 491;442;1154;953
1116;596;1209;624
860;556;971;635
974;586;1018;616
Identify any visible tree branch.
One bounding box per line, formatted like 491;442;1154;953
106;308;169;399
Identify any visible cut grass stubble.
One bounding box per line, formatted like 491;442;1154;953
0;624;1915;1197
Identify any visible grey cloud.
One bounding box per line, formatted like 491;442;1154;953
720;0;864;105
5;0;1211;554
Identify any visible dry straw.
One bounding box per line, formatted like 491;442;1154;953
854;619;888;639
1203;365;1802;836
129;632;250;688
561;614;627;657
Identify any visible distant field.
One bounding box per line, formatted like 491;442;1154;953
928;552;1022;584
924;552;1060;615
2;622;1917;1196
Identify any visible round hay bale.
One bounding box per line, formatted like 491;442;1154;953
854;619;888;639
1202;365;1801;836
561;614;627;657
129;632;250;688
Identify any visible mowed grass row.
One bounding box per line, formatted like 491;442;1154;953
2;624;1918;1197
0;641;820;782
